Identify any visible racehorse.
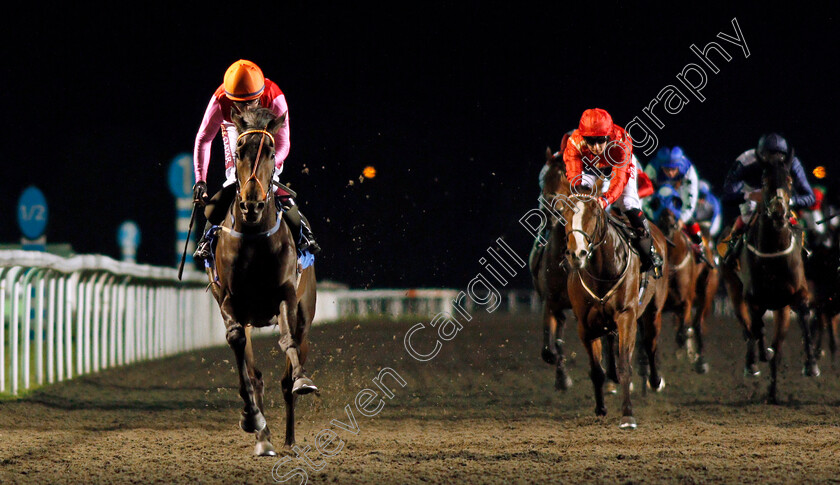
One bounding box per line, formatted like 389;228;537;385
648;188;710;373
207;107;318;455
559;183;669;429
721;155;819;404
531;147;574;391
689;223;720;374
806;231;840;364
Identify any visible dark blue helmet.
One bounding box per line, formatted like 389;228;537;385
757;133;790;162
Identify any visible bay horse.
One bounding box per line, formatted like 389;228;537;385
648;189;706;373
806;229;840;364
207;107;318;455
559;185;669;429
531;147;574;391
689;223;720;374
721;155;819;404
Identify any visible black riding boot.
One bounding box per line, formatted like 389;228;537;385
193;221;213;260
625;209;663;278
277;197;321;255
193;185;237;261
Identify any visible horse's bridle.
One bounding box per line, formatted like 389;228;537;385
565;195;608;257
235;128;275;202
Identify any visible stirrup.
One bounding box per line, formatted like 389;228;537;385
193;239;212;260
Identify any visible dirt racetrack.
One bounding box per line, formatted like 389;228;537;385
1;311;839;484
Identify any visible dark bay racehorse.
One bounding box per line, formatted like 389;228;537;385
208;107;318;455
721;156;818;404
531;147;574;390
560;186;669;429
806;231;840;364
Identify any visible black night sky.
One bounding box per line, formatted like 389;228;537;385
1;3;837;289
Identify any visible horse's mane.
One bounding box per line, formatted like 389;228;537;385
238;107;278;130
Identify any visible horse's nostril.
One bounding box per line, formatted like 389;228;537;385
239;202;247;212
256;202;265;211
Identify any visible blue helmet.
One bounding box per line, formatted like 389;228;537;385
658;146;690;180
649;184;683;222
698;179;712;196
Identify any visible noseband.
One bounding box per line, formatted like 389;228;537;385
236;129;275;202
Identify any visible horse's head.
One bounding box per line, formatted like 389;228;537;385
542;146;569;197
231;107;286;225
760;154;793;229
561;190;606;271
648;185;682;236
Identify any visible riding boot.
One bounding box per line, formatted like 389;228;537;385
278;197;321;255
625;209;663;278
722;216;748;266
193;221;213;261
299;213;321;255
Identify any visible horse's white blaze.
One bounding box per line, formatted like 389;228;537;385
572;201;587;255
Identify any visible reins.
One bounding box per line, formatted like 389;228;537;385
236;129;275;201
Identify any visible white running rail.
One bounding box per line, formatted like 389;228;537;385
0;250;224;395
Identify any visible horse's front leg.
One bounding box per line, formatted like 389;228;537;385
541;301;560;365
549;307;572;391
768;307;792;404
276;295;317;395
244;326;276;456
220;297;265;434
795;302;820;377
579;323;606;417
616;310;638;430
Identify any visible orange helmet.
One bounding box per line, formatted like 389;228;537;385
578;108;614;137
223;60;265;101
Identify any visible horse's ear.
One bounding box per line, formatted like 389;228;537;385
231;109;245;132
267;111;287;135
546;146;553;163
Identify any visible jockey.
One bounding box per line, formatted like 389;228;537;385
721;133;815;264
644;146;703;246
694;180;722;239
192;59;320;260
563;108;664;276
799;186;831;248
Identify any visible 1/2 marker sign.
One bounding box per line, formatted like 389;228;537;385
17;186;48;239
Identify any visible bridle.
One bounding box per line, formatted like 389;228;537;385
235;128;275;202
565;194;632;306
565;195;608;256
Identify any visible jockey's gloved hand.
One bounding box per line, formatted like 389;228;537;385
193;181;209;207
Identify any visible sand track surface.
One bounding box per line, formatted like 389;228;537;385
1;313;839;484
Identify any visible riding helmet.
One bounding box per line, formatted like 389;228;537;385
578;108;614;137
223;60;265;101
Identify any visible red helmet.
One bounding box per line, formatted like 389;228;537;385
578;108;614;137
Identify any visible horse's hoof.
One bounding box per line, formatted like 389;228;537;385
293;377;318;395
541;346;558;365
802;363;821;377
555;375;573;391
760;347;775;362
240;410;267;433
619;416;637;430
694;360;710;374
255;440;277;457
595;406;607;417
604;381;618;395
647;377;666;393
744;365;760;377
